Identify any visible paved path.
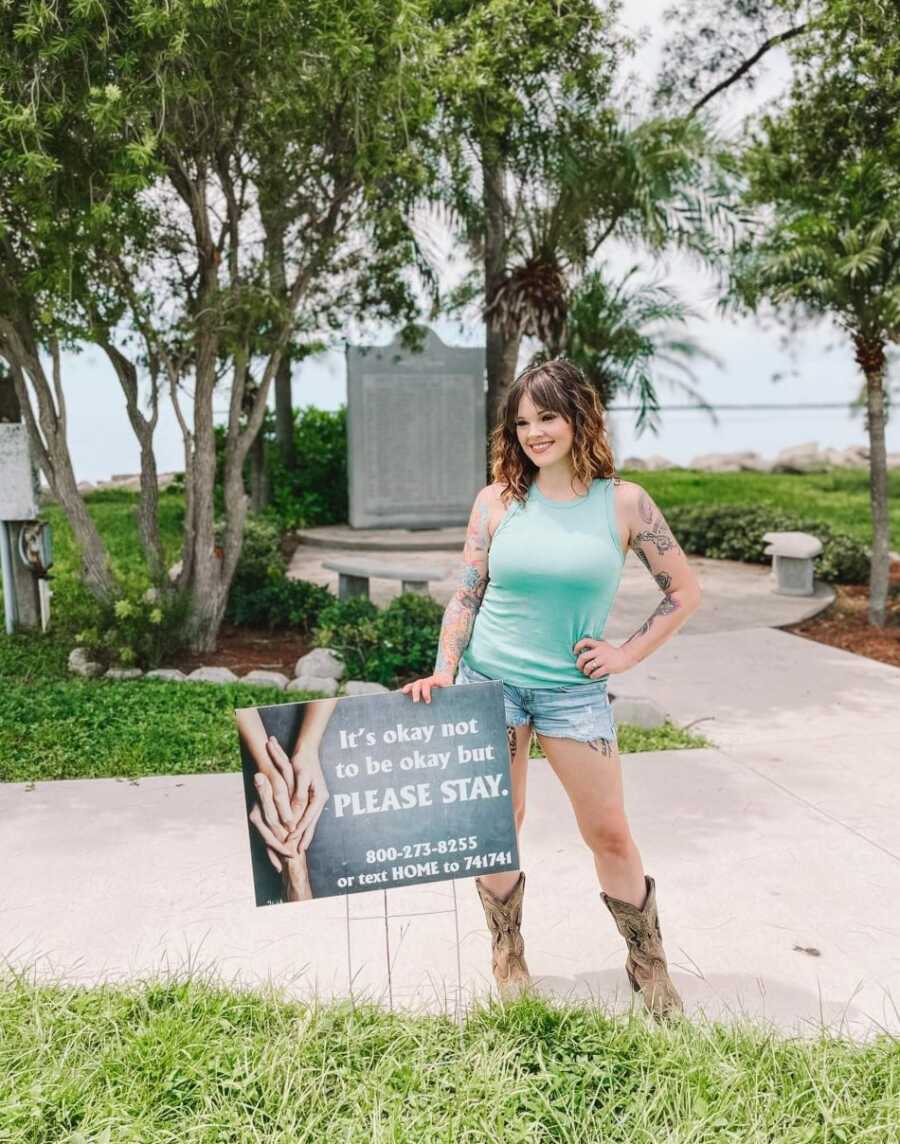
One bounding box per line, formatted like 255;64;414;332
3;621;898;1042
5;524;899;1041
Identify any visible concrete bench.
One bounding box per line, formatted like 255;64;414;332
322;558;449;601
761;531;823;596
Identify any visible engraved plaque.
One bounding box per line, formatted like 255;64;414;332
347;328;485;528
0;423;39;521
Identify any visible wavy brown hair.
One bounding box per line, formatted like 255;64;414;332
490;358;618;506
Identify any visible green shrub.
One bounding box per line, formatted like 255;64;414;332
227;578;334;633
267;405;348;529
665;503;870;584
227;515;287;593
312;593;443;686
73;587;191;670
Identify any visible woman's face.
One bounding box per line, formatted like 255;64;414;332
514;390;574;467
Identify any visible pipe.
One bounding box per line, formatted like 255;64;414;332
0;521;18;635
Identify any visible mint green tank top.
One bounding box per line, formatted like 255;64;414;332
461;476;625;688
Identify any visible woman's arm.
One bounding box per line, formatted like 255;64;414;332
434;485;496;676
617;484;702;668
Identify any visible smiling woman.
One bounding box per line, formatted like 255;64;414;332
401;357;702;1020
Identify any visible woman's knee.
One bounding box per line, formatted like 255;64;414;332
579;817;633;858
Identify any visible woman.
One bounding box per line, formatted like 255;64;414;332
401;358;702;1020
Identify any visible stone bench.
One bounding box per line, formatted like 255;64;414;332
761;531;823;596
322;558;449;601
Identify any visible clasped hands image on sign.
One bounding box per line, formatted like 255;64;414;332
235;679;519;906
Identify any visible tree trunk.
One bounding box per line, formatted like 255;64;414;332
249;428;270;512
0;368;20;421
1;338;117;602
855;335;891;627
481;144;521;439
274;354;295;469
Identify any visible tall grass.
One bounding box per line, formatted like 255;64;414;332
1;975;897;1142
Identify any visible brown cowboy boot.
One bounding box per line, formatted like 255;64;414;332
601;874;684;1020
475;872;532;1001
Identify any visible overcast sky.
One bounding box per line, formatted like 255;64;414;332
56;2;898;482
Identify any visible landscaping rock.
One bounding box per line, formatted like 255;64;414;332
689;451;766;473
240;670;289;690
185;666;239;685
68;647;104;679
641;454;677;471
343;681;390;696
287;675;338;697
620;456;647;470
772;442;827;473
105;667;143;681
610;694;667;730
294;648;344;681
145;669;187;682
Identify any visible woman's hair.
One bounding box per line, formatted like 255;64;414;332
489;358;617;505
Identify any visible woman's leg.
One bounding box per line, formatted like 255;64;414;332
535;731;647;908
476;721;532;901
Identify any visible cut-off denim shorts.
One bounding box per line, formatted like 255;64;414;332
455;658;617;744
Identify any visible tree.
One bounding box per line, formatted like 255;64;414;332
434;2;735;439
557;266;721;435
730;2;900;626
0;0;440;651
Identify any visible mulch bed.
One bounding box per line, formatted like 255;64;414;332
170;625;312;677
780;560;900;669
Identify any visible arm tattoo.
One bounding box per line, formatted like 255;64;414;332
632;490;682;561
435;496;491;675
622;594;681;647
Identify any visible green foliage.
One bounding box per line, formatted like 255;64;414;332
664;503;870;584
562;265;721;434
72;587;192;670
227;579;334;634
2;978;900;1142
267;406;348;529
312;593;444;687
227;516;287;593
0;636;313;782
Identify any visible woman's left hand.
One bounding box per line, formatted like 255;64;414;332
573;638;633;679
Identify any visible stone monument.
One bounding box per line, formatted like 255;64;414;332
346;328;485;529
0;422;46;631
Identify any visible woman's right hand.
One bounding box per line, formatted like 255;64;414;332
401;671;454;704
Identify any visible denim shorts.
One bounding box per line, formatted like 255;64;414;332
455;658;617;744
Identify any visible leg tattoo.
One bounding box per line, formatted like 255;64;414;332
585;737;616;757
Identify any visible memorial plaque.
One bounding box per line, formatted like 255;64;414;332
235;683;518;907
346;328;485;528
0;424;38;521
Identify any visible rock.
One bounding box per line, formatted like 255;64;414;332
886;452;900;470
610;695;667;730
68;647;104;679
240;670;289;690
689;452;746;473
76;481;96;493
185;666;239;684
287;675;338;697
294;648;344;681
105;667;143;681
343;681;390;696
641;454;677;471
145;669;187;682
620;456;647;470
772;442;827;473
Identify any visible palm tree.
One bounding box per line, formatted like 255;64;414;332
733;155;900;627
547;265;721;436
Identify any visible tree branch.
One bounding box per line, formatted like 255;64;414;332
689;24;809;117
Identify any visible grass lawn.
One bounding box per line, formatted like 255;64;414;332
0;637;710;783
627;466;900;549
1;978;897;1142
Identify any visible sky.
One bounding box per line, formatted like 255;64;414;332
54;2;898;483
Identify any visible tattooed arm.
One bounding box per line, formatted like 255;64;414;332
402;484;500;703
618;483;702;668
574;481;701;679
434;485;496;675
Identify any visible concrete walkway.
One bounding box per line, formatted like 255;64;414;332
3;605;899;1041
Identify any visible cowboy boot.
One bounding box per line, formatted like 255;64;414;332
475;871;532;1001
601;874;684;1020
